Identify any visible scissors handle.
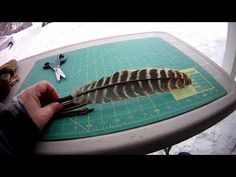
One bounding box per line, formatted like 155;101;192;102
43;54;66;69
43;62;54;69
57;54;67;66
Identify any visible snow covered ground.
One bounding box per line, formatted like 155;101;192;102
1;22;235;155
0;22;227;67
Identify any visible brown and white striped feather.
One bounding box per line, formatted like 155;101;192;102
72;68;192;105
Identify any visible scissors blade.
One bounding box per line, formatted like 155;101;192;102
56;68;66;78
55;70;61;81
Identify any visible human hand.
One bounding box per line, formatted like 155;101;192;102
18;80;63;130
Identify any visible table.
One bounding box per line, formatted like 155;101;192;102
5;32;236;154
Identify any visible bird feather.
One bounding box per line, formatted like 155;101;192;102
70;68;192;105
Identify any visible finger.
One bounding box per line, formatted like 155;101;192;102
41;102;63;119
34;80;60;102
44;81;60;101
35;102;63;130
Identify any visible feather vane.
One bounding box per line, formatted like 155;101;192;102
71;68;192;105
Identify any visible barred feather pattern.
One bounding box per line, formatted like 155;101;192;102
72;68;192;105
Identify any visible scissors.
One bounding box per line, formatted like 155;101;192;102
43;54;67;81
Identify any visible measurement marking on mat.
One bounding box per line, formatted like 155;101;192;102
69;118;89;132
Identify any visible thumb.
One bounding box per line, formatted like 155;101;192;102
41;102;63;118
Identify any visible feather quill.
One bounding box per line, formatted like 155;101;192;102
68;68;192;105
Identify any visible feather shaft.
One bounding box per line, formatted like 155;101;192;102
68;68;192;105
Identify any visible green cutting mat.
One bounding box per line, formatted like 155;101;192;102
18;37;227;141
